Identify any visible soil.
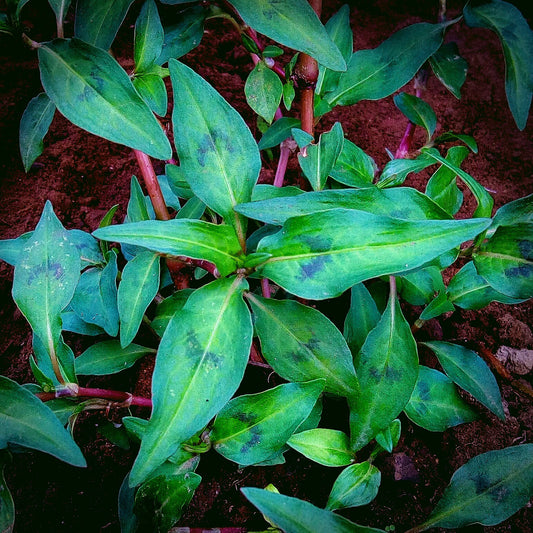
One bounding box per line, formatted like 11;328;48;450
0;1;532;532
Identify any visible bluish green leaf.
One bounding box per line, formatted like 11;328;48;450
464;1;533;130
75;341;155;375
473;223;533;299
39;39;171;160
0;232;32;266
227;0;346;72
0;452;14;533
326;22;447;106
256;209;490;299
421;444;533;529
129;277;252;486
32;334;77;385
326;461;381;510
19;92;56;172
252;184;304;202
258;117;301;150
48;0;72;26
0;376;86;467
330;138;375;188
399;266;445;306
429;42;468;99
404;366;477;432
378;153;435;188
151;289;194;337
490;193;533;232
118;251;160;347
394;92;437;141
169;59;260;241
127;176;151;223
374;419;401;455
242;488;385;533
248;294;358;397
93;219;243;277
118;473;138;533
287;428;355;467
212;380;324;466
298;122;344;191
61;310;105;336
69;229;103;266
435;132;478;153
134;0;163;73
133;74;168;117
74;0;134;50
422;341;504;420
245;61;283;124
350;291;418;451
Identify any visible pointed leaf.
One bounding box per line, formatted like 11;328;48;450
133;74;168;117
256;209;490;299
0;376;86;467
421;444;533;529
19;92;56;172
490;193;533;231
330;138;375;188
38;38;171;160
429;42;468;99
258;117;301;150
48;0;72;23
245;60;283;124
0;232;33;267
93;219;243;277
394;92;437;140
327;22;447;106
248;294;358;397
399;266;445;306
350;292;418;450
378;153;435;188
169;59;260;238
326;461;381;510
211;380;325;466
129;277;252;486
134;0;163;73
118;251;160;347
227;0;346;72
404;366;477;432
151;289;194;337
464;1;533;130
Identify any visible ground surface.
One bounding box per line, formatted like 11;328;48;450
0;1;532;532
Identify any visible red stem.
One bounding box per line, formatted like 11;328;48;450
273;140;291;187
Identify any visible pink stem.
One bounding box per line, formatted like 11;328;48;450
37;386;152;408
273;141;291;187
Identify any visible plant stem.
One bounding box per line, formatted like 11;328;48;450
273;139;292;187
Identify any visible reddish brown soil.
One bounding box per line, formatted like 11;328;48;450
0;1;532;532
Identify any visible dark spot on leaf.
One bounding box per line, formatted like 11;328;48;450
300;234;332;251
471;473;491;495
518;239;533;260
240;432;261;455
505;264;532;278
303;336;321;352
27;262;65;285
416;380;431;401
299;255;331;280
385;366;402;382
235;412;258;424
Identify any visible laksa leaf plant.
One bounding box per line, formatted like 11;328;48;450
1;0;533;531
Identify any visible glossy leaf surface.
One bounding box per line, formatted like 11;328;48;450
93;219;243;276
256;209;490;299
330;138;375;188
350;292;418;450
212;380;324;466
429;42;467;99
404;366;477;432
287;428;354;467
129;277;252;486
394;92;436;140
248;294;358;397
133;74;168;117
134;0;163;73
258;117;301;150
490;193;533;231
151;289;193;337
245;61;283;124
39;39;171;160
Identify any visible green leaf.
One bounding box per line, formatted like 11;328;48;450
473;223;533;299
133;74;168;117
48;0;72;26
32;334;77;385
287;428;355;467
258;117;301;150
12;202;81;379
373;419;401;455
490;193;533;231
19;93;56;173
421;444;533;530
211;380;325;466
169;59;260;240
118;473;138;533
70;252;119;336
330;138;375;188
151;289;194;337
236;187;451;226
129;277;252;486
350;291;418;451
227;0;346;72
256;209;490;299
127;176;151;223
378;153;435;188
404;366;477;432
422;341;504;420
0;232;32;267
298;122;344;191
326;21;447;106
252;184;304;202
157;5;206;65
75;341;154;375
118;251;160;347
134;472;201;532
93;219;243;277
242;487;385;533
0;452;14;533
326;461;381;510
447;261;526;310
425;145;468;216
419;291;455;321
248;294;358;397
282;81;295;110
74;0;134;51
435;132;478;153
134;0;163;73
429;42;468;99
464;1;533;130
394;92;437;141
245;61;283;124
399;266;445;306
343;283;381;355
38;39;171;160
0;376;86;466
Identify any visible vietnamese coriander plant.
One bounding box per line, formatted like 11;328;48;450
0;0;532;531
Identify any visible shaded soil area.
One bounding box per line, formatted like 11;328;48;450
0;1;532;532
